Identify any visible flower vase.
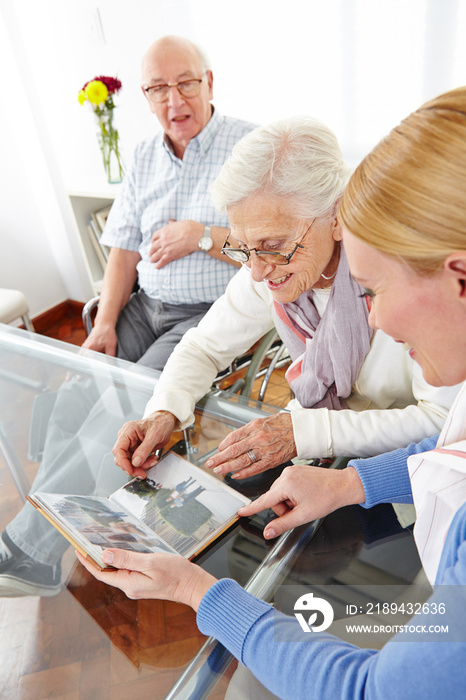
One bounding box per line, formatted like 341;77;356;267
96;110;124;184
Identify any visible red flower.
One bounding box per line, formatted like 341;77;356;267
81;75;122;95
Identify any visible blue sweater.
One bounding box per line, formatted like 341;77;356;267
197;435;466;699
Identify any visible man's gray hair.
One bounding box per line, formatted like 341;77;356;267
211;116;352;218
195;42;211;72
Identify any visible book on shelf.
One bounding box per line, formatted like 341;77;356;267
94;203;112;233
86;202;112;267
87;222;108;268
26;452;251;570
90;215;110;261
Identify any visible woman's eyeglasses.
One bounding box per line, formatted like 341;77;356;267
221;218;316;265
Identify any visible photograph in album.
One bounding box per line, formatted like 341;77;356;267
27;452;251;570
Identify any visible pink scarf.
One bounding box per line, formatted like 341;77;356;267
272;245;373;409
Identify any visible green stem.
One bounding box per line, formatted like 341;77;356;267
96;109;124;183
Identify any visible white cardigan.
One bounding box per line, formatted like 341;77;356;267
145;267;460;458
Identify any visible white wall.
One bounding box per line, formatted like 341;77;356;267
1;0;465;315
0;87;68;312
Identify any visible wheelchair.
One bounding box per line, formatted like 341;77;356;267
82;296;290;403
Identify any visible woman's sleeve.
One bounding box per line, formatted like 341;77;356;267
197;553;466;700
347;434;438;507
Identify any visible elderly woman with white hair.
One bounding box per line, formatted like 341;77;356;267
112;116;457;480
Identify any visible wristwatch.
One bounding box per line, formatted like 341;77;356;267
198;225;213;252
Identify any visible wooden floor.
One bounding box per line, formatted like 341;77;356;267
39;306;88;346
0;307;290;699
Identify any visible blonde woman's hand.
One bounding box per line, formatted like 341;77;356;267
238;465;366;539
76;549;217;611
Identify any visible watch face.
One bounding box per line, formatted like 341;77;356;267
199;236;213;251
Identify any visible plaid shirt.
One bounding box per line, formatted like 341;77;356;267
101;109;256;304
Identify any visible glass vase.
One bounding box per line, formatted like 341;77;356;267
96;110;124;184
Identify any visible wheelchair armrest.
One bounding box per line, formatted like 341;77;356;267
82;296;101;336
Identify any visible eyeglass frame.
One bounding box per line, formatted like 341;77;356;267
221;218;317;266
143;75;206;103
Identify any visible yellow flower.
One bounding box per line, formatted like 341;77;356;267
77;89;87;105
85;80;109;106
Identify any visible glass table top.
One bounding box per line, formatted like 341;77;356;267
0;325;424;699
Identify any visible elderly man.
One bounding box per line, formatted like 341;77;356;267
0;36;255;598
83;35;255;370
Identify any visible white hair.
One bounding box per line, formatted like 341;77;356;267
195;43;211;72
211;116;352;219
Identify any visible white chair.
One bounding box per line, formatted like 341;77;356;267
0;288;35;331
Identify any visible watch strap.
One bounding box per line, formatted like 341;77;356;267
199;225;213;251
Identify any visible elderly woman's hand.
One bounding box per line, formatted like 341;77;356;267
76;549;217;611
238;464;366;539
113;410;178;479
205;412;296;479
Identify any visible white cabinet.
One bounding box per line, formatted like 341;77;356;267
67;188;120;297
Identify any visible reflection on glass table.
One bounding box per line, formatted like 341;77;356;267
0;325;426;699
0;325;283;697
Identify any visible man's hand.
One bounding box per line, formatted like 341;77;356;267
76;549;217;612
113;410;178;478
238;465;366;539
149;220;203;268
81;324;118;356
81;247;140;356
205;413;296;479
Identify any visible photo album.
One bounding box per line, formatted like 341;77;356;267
27;452;251;570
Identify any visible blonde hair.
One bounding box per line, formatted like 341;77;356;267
211;116;352;220
339;86;466;273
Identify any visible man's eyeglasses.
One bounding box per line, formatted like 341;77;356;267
144;76;205;103
221;219;316;266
